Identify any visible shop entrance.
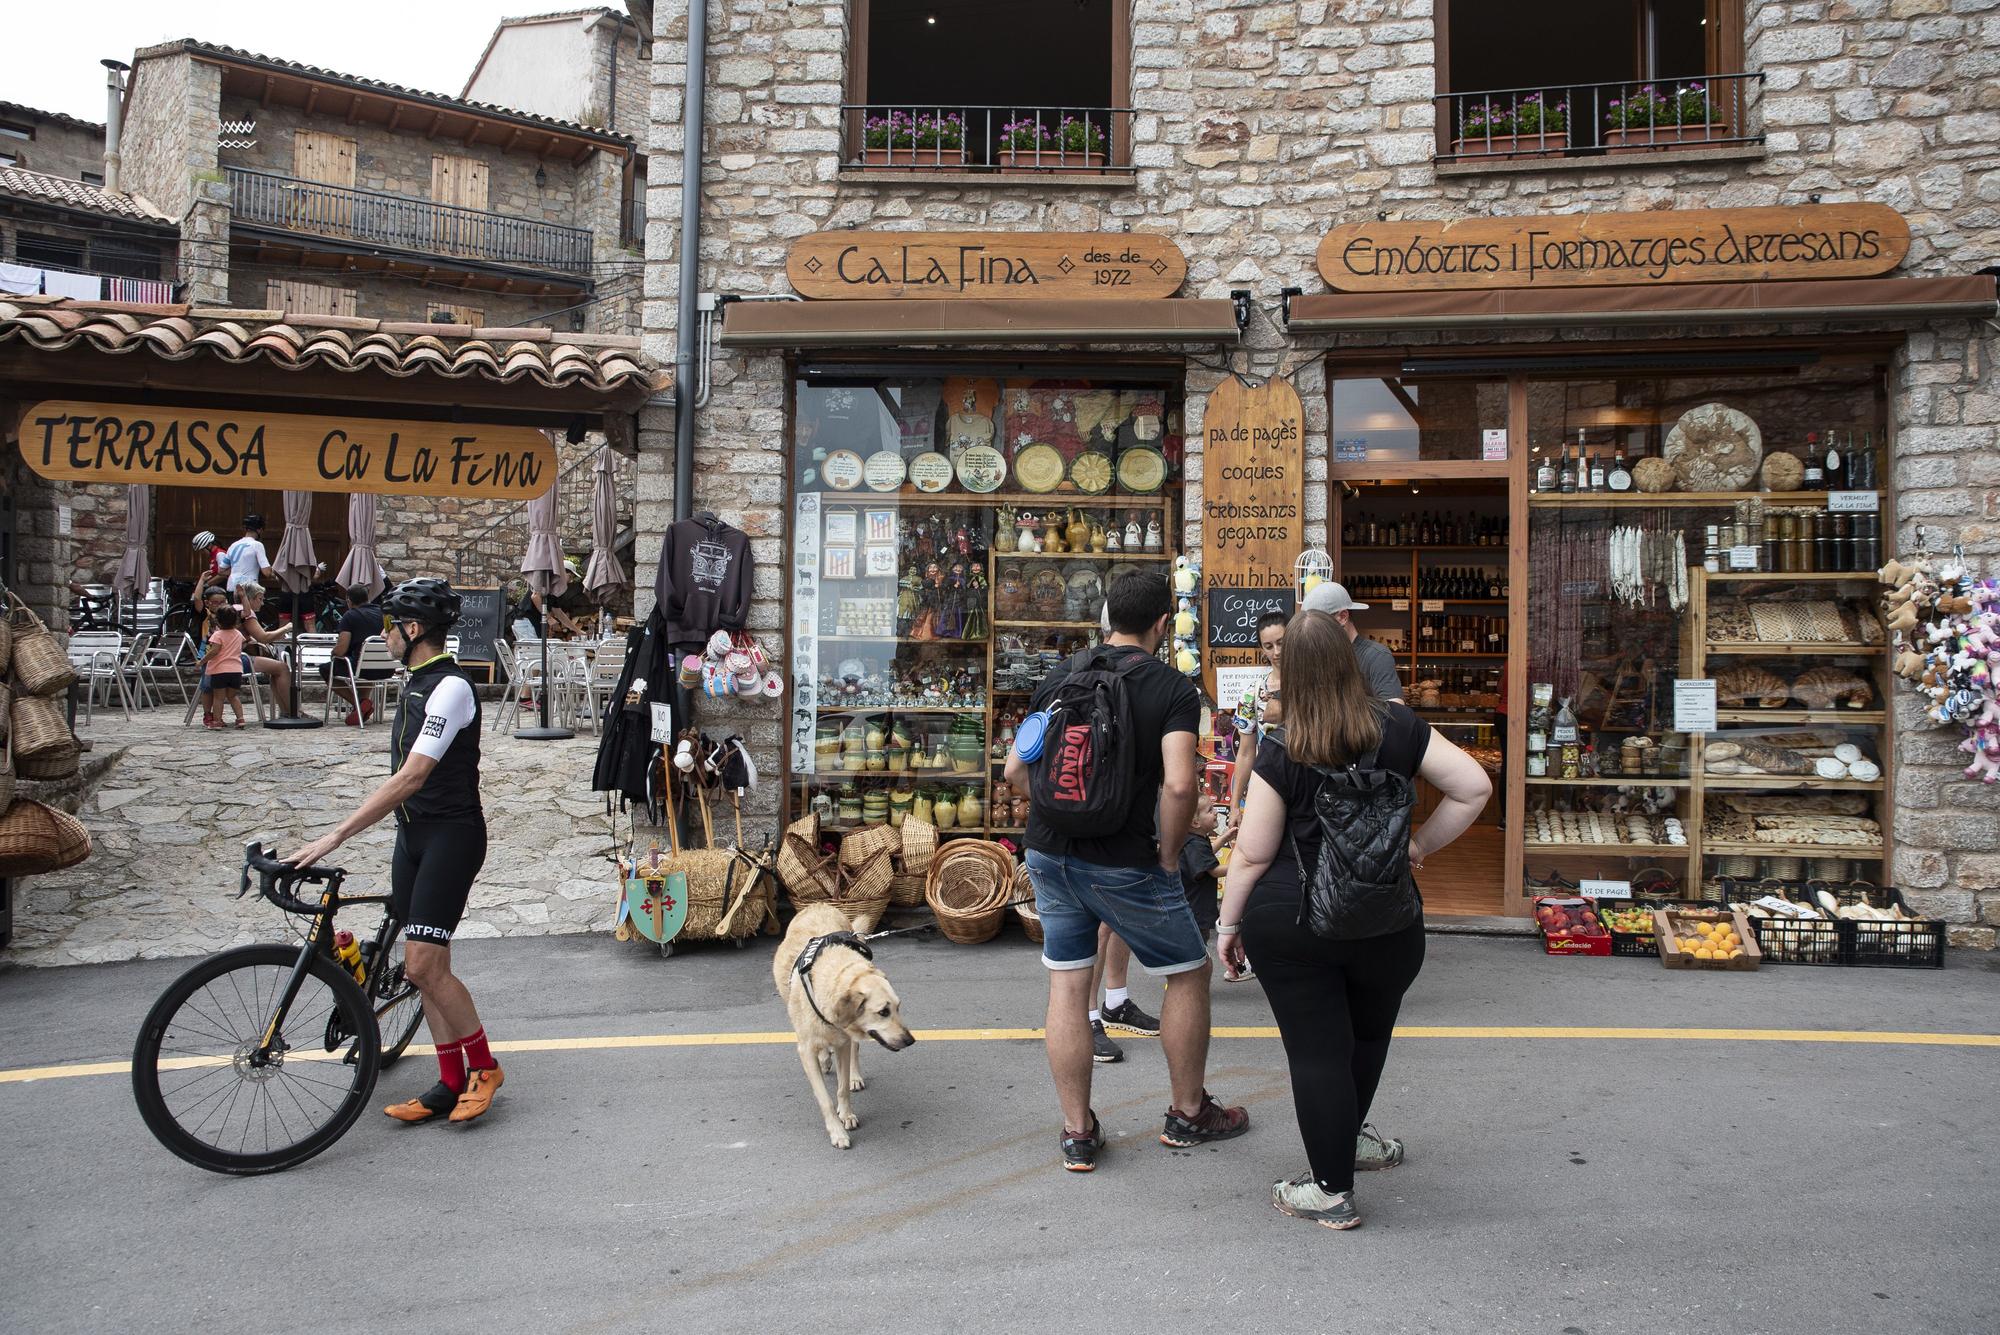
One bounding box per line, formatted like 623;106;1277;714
1336;476;1511;916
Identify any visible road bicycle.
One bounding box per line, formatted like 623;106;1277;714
132;843;425;1175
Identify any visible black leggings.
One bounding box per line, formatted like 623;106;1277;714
1242;898;1426;1193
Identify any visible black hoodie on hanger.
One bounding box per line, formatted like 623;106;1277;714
653;511;752;650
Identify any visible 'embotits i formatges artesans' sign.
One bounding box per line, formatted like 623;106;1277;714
1317;204;1911;291
787;231;1187;300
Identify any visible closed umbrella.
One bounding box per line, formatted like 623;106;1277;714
334;492;385;600
518;479;571;740
582;447;627;605
111;484;151;598
267;490;322;729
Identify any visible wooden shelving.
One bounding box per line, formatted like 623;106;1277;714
995;619;1100;630
816;704;986;715
1524;841;1691;858
1713;708;1885;724
1525;776;1691;788
1701;841;1885;860
850;489;1169;508
1704;571;1877;583
1705;641;1878;656
1701;774;1886;792
1528;490;1842;509
1003;552;1168;562
824;635;985;645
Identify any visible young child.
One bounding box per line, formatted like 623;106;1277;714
1180;804;1240;972
203;606;247;729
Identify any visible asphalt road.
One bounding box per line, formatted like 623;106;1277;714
3;930;1997;1335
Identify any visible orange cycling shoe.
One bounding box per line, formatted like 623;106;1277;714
448;1065;504;1122
384;1082;459;1123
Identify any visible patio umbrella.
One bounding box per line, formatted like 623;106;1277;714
518;478;571;740
111;484;151;598
582;447;627;605
334;492;385;600
267;489;322;730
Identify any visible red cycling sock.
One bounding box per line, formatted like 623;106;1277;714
435;1036;468;1094
461;1027;497;1072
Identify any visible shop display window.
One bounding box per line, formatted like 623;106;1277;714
1332;375;1508;463
788;370;1182;837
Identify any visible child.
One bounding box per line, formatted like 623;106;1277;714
203;606;247;729
1180;804;1250;979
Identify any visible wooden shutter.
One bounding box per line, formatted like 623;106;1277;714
290;131;357;233
427;303;486;328
265;280;358;317
430;154;490;255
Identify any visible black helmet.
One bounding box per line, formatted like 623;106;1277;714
383;577;461;632
242;513;264;531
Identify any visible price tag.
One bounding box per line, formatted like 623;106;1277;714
1420;599;1444;613
649;702;673;743
1827;490;1880;513
1335;439;1367;463
1675;679;1717;733
1481;428;1509;462
1391;598;1410;612
1580;879;1632;900
1728;545;1759;570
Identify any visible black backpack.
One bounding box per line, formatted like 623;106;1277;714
1028;646;1151;837
1287;729;1423;940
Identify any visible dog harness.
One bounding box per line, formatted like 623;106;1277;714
793;932;874;1028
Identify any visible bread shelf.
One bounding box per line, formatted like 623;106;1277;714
1701;841;1885;859
1523;842;1691;858
1700;775;1886;792
1712;708;1885;724
1704;641;1880;656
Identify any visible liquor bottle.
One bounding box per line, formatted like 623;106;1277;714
1365;514;1378;545
1342;514;1357;545
1558;447;1577;494
1823;429;1845;491
1607;451;1633;492
1589;452;1606;491
1535;449;1557;493
1802;428;1826;489
1852;430;1876;489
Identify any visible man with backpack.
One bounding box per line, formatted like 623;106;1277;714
1006;571;1249;1173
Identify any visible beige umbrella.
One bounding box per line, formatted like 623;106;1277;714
517;479;571;739
582;447;627;602
268;490;320;727
334;492;385;599
111;483;151;597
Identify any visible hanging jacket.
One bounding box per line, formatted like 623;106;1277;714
592;606;677;817
653;513;752;650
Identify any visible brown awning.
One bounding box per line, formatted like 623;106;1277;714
720;298;1241;347
1286;275;1999;332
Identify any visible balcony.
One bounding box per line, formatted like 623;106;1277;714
839;105;1134;177
1439;73;1762;165
225;167;593;278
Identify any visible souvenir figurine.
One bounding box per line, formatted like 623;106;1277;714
1105;524;1122;553
1172;554;1198;597
964;567;989;640
1066;507;1091;552
1089;515;1108;552
1124;519;1142;550
1143;516;1164;552
1042;512;1065;554
994;506;1017;553
1016;510;1041;554
896;568;922;635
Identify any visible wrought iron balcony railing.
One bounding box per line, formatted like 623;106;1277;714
1440;71;1763;162
226;167;594;277
841;104;1135;173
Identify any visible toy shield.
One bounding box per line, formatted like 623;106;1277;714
624;874;688;943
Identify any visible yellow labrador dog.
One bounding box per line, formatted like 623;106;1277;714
773;904;916;1149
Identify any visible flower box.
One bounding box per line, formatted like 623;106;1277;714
996;149;1108;171
859;146;969;168
1604;123;1726;152
1450;132;1569;161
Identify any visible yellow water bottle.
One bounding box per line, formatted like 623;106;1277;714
334;929;365;983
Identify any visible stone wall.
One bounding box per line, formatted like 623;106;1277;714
120;51;219;225
13;113;104;184
221;267;564;328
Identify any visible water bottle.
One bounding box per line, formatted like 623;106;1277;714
334;929;365;983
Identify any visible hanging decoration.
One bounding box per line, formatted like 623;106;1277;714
1881;552;2000;783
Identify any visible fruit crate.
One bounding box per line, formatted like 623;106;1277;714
1655;908;1762;970
1533;895;1611;956
1598;900;1713;959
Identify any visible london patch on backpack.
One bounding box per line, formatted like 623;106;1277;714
1026;647;1150;836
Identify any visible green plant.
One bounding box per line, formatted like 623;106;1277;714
998;118;1050;152
1606;83;1714;129
862;110;965;151
1057;116;1106;155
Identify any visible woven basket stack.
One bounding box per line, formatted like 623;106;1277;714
923;840;1017;944
0;594;90;878
1010;863;1043;943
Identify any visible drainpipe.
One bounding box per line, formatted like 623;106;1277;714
101;59;129;193
673;0;706;523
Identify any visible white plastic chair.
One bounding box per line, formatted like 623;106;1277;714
67;631;135;723
326;637;402;727
134;631;193;709
494;638;550;731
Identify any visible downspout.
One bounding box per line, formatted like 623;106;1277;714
101;59;128;193
672;0;707;524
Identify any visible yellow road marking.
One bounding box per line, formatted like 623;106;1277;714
6;1024;1997;1086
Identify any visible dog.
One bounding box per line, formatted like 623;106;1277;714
773;903;916;1148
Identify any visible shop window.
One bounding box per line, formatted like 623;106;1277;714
1439;0;1753;162
847;0;1129;172
787;368;1181;836
1332;375;1507;465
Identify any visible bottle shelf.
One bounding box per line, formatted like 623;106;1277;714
1529;490;1845;509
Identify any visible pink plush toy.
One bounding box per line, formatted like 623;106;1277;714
1961;709;2000;783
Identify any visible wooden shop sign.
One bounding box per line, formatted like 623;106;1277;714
1316;204;1911;291
787;230;1187;300
15;400;555;498
1200;375;1304;698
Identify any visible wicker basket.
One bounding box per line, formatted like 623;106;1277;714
777;813;839;905
924;840;1015;945
15;735;79;782
7;595;76;697
836;851;894;933
0;735;15;813
888;819;938;907
0;799;90;876
0;681;11;744
1010;863;1043;943
0;605;12;677
12;693;70;760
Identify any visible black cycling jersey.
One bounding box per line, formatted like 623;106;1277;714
391;654;484;825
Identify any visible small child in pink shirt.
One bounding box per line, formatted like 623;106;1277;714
203;607;247;729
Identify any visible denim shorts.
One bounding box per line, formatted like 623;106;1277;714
1025;849;1210;977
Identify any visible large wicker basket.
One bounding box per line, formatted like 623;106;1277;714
0;798;90;876
924;840;1015;945
887;819;938;907
7;595;76;697
1010;863;1043;943
777;813;839;905
674;847;779;940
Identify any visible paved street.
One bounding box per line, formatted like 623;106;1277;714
3;930;1997;1335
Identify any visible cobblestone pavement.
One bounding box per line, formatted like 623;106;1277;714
9;708;628;966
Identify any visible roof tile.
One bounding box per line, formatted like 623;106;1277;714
0;166;170;223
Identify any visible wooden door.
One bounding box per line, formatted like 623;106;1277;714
430;153;490;255
265;280;358;317
151;489;349;582
291;130;357;232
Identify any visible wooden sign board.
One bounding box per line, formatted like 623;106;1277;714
1199;375;1304;701
1208;587;1295;649
15;400;555;498
1317;204;1911;291
787;231;1187;300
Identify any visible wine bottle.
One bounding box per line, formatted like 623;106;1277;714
1558;447;1576;494
1589;452;1606;491
1535;449;1557;493
1823;429;1845;491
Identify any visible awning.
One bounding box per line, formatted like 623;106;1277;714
720;298;1241;347
1286;275;1999;332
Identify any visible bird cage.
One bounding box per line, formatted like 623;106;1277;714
1294;548;1333;601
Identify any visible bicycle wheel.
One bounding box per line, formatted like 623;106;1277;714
132;943;380;1175
366;930;425;1066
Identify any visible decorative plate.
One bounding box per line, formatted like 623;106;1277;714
1115;446;1167;494
863;450;907;491
1663;403;1763;492
1014;442;1065;494
957;444;1007;493
1069;450;1114;495
909;452;954;493
823;450;864;491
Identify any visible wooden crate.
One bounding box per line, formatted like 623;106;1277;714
1654;908;1763;970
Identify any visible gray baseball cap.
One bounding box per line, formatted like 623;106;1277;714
1302;581;1368;615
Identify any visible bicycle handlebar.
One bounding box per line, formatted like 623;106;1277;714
239;841;345;915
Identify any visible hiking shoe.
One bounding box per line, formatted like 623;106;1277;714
384;1081;459;1123
1061;1113;1103;1173
1159;1091;1249;1147
1355;1123;1404;1171
1100;999;1160;1036
1273;1173;1360;1229
448;1065;504;1122
1091;1020;1123;1064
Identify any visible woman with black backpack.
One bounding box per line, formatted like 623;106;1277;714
1216;610;1491;1230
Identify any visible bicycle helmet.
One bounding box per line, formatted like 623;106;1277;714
242;513;264;532
192;530;217;549
383;577;461;632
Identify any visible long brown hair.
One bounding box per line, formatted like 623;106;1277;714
1277;610;1384;767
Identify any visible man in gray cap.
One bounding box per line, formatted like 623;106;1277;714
1301;581;1404;702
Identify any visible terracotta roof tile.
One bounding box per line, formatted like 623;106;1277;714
0;166;171;223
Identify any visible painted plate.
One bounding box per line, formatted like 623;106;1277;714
1115;446;1167;494
909;452;954;493
863;450;907;491
1013;442;1065;494
957;444;1007;494
1069;450;1114;495
823;450;865;491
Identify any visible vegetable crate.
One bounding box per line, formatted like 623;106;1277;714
1597;900;1711;959
1654;908;1762;971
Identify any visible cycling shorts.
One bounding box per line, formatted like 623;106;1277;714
391;820;488;943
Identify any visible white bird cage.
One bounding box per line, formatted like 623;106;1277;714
1294;549;1333;599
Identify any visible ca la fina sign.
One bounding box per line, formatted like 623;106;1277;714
787;230;1188;300
16;400;555;498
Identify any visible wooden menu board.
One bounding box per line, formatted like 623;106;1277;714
1199;375;1304;701
787;231;1187;300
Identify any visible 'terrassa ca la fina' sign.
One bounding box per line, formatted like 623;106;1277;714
786;230;1187;300
16;401;556;498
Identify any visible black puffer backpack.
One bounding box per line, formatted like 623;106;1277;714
1291;739;1422;941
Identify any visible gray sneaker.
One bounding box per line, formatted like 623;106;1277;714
1355;1123;1404;1171
1091;1019;1123;1064
1273;1174;1360;1230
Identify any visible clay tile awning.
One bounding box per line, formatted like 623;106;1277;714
720;297;1242;347
1285;275;2000;332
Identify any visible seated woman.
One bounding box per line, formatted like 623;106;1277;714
232;581;299;717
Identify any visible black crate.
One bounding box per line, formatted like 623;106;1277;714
1747;913;1844;966
1839;888;1945;969
1598;900;1710;960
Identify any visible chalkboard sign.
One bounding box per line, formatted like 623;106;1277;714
455;587;506;673
1207;587;1295;649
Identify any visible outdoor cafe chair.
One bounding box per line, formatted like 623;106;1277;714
134;630;194;709
67;630;138;724
325;636;402;728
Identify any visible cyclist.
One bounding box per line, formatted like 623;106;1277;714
287;577;503;1125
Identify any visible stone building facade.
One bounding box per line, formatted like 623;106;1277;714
636;0;2000;943
0;102;108;184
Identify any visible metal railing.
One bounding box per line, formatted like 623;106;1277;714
1439;72;1762;161
841;104;1135;172
452;445;632;589
226;167;594;276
